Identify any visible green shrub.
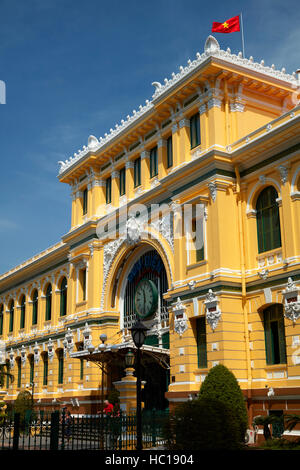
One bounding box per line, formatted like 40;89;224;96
199;364;248;443
164;397;241;450
14;391;34;430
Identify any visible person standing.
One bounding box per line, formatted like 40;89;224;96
103;400;114;415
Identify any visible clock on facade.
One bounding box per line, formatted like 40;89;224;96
134;278;158;319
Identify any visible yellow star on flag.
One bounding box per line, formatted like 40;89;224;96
222;21;229;28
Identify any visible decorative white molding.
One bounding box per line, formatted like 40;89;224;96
208;181;217;202
179;118;190;128
204;289;221;331
82;323;92;349
47;339;54;363
150;213;174;253
258;269;269;280
282;277;300;323
230;102;245;113
278;165;289;184
9;348;15;369
64;328;74;356
172;297;188;337
33;342;40;365
20;345;26;367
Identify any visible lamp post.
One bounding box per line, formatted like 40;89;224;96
99;334;107;415
130;320;148;451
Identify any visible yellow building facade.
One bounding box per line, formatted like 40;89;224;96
1;35;300;425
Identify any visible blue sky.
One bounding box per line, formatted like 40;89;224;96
0;0;299;274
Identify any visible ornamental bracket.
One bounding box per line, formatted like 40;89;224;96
204;289;221;331
282;277;300;323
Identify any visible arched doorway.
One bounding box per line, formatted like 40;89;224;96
122;248;170;410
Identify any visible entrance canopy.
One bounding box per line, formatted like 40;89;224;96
70;341;170;370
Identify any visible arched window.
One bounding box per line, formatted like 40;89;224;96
0;305;3;336
45;284;52;321
60;277;67;317
20;295;26;329
9;300;14;333
264;304;287;365
256;186;281;253
32;290;38;325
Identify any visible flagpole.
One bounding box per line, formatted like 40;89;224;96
240;12;245;57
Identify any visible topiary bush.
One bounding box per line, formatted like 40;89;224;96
199;364;248;444
164;397;241;450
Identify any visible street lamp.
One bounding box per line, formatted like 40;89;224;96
125;350;135;368
130;320;149;451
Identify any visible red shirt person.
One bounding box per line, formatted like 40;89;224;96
103;400;114;415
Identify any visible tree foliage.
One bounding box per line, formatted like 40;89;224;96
198;364;248;443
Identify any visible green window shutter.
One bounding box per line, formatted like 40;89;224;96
17;361;21;388
264;305;287;365
167;136;173;168
30;356;34;383
81;269;86;301
196;317;207;368
134;157;141;187
162;332;170;349
9;301;14;332
106;177;112;204
278;313;287;364
43;355;48;386
150;147;158;178
58;350;64;384
60;278;67;317
264;310;273;365
119;168;126;196
82;188;88;215
45;285;52;321
20;296;25;329
80;358;84;381
144;335;159;347
6;364;10;388
32;291;38;325
256;187;281;253
190;113;200;149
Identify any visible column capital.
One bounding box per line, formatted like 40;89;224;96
141;150;150;160
179;118;190;129
111;170;120;179
157;138;167;148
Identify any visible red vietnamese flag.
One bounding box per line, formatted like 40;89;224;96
212;15;240;33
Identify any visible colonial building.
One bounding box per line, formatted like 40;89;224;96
1;35;300;426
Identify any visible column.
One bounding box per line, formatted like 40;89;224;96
157;138;167;179
111;170;120;207
171;121;180;168
141;150;150;190
92;178;106;217
178;117;191;165
125;160;134;200
199;101;208;151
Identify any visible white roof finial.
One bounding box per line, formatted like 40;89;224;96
204;35;220;55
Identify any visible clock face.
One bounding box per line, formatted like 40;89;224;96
134;279;158;319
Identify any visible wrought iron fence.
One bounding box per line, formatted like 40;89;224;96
0;409;169;451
